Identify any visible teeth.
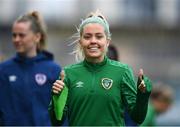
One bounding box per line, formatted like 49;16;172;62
90;47;98;50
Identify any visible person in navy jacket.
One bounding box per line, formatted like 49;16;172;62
0;11;61;126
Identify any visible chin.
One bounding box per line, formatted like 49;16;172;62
88;55;101;59
88;52;101;56
16;49;25;54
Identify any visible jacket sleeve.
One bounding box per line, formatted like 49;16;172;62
48;94;68;126
0;67;5;126
140;103;155;126
0;87;2;125
0;111;3;126
121;67;152;124
48;69;69;126
0;90;3;125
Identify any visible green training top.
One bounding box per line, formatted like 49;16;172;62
49;56;152;126
141;102;156;126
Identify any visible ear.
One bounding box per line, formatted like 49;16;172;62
107;39;111;47
34;33;41;43
78;39;82;44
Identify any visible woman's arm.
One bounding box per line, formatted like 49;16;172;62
121;67;152;124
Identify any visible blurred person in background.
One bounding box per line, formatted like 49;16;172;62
106;44;119;61
0;11;61;125
141;82;173;126
49;10;152;126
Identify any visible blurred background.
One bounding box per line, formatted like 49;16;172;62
0;0;180;125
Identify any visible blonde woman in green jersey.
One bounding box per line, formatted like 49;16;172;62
49;10;152;126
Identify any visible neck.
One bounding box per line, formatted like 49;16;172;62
18;50;37;58
86;56;104;63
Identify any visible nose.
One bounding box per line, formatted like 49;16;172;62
90;36;97;43
13;35;20;43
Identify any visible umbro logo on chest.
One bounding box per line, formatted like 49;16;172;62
9;75;17;82
76;81;84;87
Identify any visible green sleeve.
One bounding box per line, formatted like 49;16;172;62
141;103;156;126
48;88;68;126
48;98;63;126
121;67;152;124
131;75;152;124
53;86;68;120
48;70;69;126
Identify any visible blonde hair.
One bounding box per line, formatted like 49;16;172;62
14;11;47;52
70;10;111;62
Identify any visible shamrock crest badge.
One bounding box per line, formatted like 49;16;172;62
101;78;113;90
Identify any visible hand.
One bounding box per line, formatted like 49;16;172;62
52;70;65;94
137;69;146;93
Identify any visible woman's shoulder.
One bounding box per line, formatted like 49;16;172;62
64;61;84;70
0;58;15;68
0;58;17;75
108;59;131;70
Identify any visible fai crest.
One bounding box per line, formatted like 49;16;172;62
101;78;113;90
35;73;47;85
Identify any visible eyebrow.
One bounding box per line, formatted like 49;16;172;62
83;33;104;35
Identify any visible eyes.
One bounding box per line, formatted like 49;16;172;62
83;34;105;40
12;32;26;39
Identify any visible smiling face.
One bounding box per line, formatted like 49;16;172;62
80;23;110;63
12;21;40;57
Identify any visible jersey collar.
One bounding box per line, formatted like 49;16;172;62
83;56;107;72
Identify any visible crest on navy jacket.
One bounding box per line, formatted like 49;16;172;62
101;78;113;90
35;73;47;85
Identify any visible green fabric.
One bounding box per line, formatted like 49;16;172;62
53;85;68;120
49;56;152;126
141;102;156;126
130;76;152;124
